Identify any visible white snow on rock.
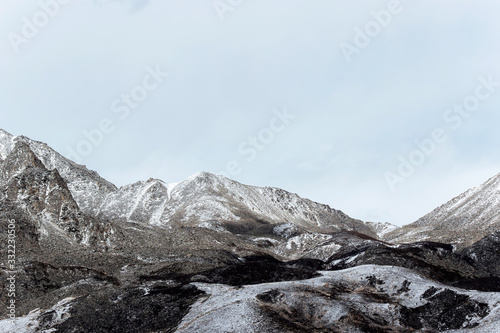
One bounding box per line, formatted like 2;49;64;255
273;233;342;261
0;129;15;160
96;171;377;237
176;265;500;333
0;297;74;333
0;129;117;216
364;221;400;238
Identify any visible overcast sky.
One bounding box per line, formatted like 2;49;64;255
1;0;499;226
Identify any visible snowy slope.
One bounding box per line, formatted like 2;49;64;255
385;173;500;246
95;171;380;237
176;265;500;332
364;221;399;237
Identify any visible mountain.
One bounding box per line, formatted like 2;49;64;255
96;171;385;238
0;140;115;249
1;128;500;332
0;129;390;239
0;129;117;216
385;172;500;247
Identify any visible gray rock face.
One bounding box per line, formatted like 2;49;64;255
0;140;115;249
0;142;45;184
0;129;117;216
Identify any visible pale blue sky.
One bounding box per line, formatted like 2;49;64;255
1;0;499;225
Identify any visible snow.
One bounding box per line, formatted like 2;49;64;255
272;223;299;238
365;221;400;238
0;297;74;333
176;277;351;332
0;129;15;160
127;180;158;220
166;182;179;200
176;265;500;332
252;237;280;245
199;221;230;233
448;296;500;332
274;233;341;260
419;174;499;229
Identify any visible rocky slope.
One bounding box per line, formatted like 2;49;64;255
385;173;500;247
0;129;117;216
0;141;114;249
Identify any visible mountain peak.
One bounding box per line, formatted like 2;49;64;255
0;128;15;159
0;129;117;216
0;128;13;136
185;171;227;182
0;141;46;184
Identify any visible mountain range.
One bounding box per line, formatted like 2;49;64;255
0;128;499;332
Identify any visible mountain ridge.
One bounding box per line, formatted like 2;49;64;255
0;129;393;239
3;128;499;248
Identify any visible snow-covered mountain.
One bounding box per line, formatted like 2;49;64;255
0;140;115;249
0;129;116;215
385;172;500;247
96;171;382;237
0;129;390;239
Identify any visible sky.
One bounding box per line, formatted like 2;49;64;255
1;0;499;226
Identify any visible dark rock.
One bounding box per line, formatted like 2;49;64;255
400;289;489;330
48;284;204;333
